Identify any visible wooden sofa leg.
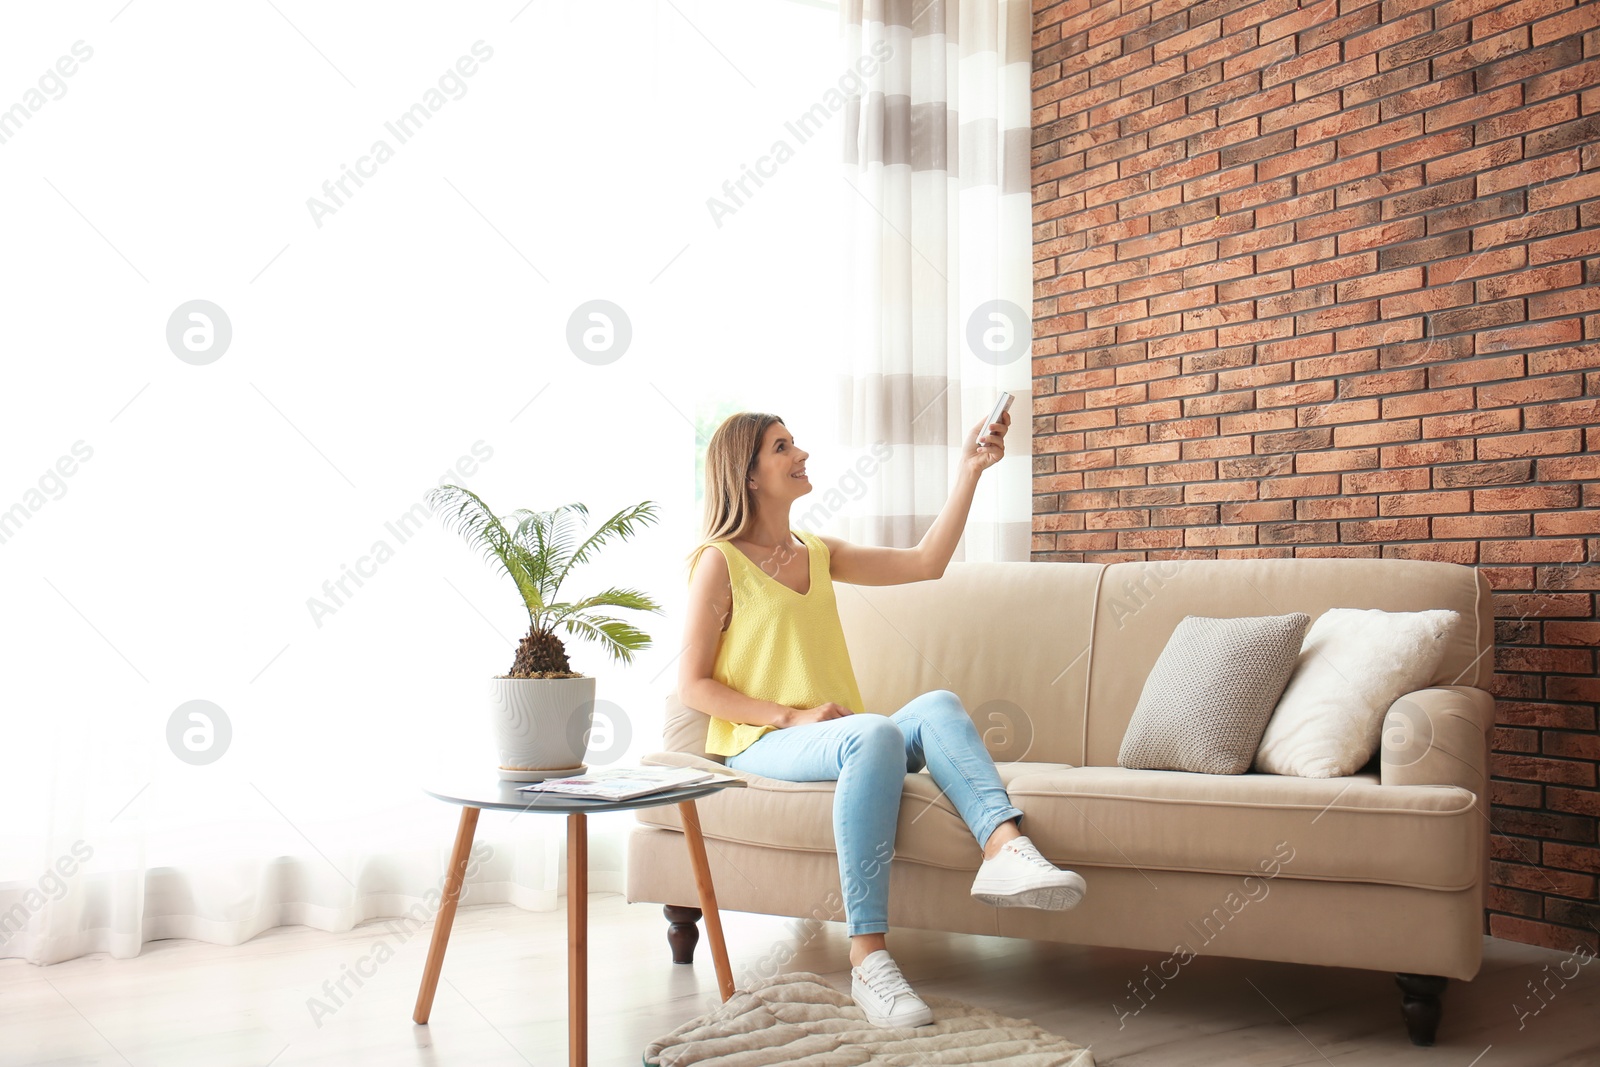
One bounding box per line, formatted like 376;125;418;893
1395;972;1448;1046
664;905;702;964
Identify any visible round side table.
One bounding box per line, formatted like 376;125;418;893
414;774;738;1067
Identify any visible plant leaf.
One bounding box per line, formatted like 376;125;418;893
545;586;663;623
558;612;653;665
510;503;590;608
551;501;661;596
504;509;557;594
426;484;544;614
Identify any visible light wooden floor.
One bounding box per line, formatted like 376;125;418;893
3;894;1596;1066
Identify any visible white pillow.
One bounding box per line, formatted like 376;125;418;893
1252;608;1461;778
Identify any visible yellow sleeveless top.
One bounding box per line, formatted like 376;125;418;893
692;529;869;757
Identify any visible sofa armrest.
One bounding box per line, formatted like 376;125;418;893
662;690;723;764
1380;685;1493;794
634;752;751;829
640;750;752;782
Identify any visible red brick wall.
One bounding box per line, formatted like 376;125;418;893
1030;0;1600;953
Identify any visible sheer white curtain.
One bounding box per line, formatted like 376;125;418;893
835;0;1035;560
0;1;839;968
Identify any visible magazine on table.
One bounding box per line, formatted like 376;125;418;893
517;765;739;801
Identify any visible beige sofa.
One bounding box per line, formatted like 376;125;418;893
626;557;1494;1046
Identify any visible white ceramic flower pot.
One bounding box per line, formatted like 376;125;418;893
489;675;595;782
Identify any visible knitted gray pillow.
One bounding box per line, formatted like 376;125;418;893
1118;613;1312;775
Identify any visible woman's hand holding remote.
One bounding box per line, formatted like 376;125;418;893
962;409;1010;477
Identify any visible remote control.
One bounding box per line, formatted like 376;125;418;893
977;391;1014;449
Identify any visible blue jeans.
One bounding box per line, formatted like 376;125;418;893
725;689;1025;936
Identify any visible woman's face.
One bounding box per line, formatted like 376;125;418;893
747;422;811;504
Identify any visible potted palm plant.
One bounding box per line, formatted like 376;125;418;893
427;484;664;781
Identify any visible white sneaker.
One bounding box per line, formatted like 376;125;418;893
970;835;1087;910
850;949;934;1028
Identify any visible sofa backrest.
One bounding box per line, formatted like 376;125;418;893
1080;557;1494;766
833;560;1106;765
663;561;1105;764
661;557;1493;769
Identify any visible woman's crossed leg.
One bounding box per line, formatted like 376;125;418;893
726;689;1085;1027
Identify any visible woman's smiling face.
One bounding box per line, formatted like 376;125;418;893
748;421;811;499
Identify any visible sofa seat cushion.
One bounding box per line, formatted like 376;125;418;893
634;756;1481;893
1004;766;1481;892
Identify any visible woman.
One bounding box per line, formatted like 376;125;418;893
678;410;1086;1029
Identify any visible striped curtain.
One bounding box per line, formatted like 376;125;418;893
836;0;1035;562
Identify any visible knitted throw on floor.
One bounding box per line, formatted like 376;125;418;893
644;970;1095;1066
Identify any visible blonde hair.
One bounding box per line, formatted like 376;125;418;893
684;412;786;580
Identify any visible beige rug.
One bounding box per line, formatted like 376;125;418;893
644;971;1095;1065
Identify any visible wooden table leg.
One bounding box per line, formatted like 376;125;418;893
679;799;734;1001
568;811;587;1067
413;805;480;1024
